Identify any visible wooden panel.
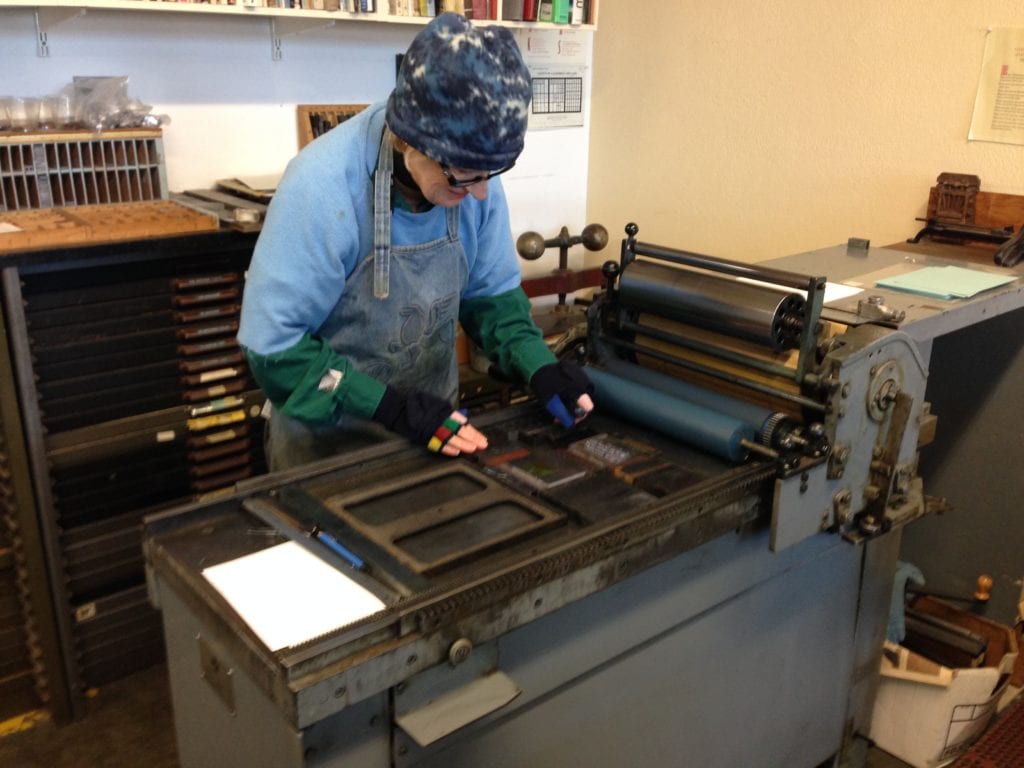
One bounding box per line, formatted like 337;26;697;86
296;104;367;149
972;191;1024;228
0;201;220;254
927;188;1024;229
0;128;163;146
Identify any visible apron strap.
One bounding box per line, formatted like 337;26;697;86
373;126;394;299
445;202;460;241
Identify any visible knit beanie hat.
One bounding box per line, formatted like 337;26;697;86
386;13;532;171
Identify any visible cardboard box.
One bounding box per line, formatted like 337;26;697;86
869;597;1019;768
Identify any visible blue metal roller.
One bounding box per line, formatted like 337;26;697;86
586;366;756;463
600;357;783;445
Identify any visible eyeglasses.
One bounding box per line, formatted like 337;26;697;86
439;162;515;189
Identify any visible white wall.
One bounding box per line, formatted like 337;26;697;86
588;1;1024;264
0;8;594;276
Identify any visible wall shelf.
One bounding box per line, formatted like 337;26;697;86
1;0;597;59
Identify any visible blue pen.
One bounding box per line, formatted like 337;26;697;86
311;526;365;570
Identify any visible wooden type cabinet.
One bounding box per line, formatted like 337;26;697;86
0;230;266;721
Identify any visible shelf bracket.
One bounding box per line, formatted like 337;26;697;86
34;7;87;57
269;17;336;61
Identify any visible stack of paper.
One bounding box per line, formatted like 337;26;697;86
876;266;1017;300
203;541;385;651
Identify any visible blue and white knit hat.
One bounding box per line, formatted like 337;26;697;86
386;13;532;171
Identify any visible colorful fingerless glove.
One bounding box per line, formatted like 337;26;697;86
372;387;460;450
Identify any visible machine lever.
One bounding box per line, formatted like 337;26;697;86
993;225;1024;267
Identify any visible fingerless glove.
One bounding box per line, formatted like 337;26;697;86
530;360;594;427
372;387;460;451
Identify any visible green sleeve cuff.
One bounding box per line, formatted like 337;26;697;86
244;334;385;423
459;288;556;383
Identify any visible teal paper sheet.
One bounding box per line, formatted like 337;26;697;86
876;266;1017;299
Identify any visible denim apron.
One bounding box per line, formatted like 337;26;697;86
266;128;468;471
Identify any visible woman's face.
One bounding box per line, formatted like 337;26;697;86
401;146;490;208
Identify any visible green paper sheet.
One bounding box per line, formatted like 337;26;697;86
876;266;1017;299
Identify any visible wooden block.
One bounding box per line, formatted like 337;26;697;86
0;127;162;146
972;191;1024;229
928;187;1024;229
0;200;220;254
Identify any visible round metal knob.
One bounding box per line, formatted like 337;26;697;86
516;231;547;261
974;574;993;602
580;223;609;252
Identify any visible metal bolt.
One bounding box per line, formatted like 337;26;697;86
448;638;473;666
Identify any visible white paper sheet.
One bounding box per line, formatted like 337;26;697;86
969;27;1024;145
202;541;385;651
737;276;863;304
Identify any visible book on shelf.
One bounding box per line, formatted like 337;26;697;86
469;0;494;20
522;0;536;20
536;0;553;22
570;0;584;24
503;0;523;20
551;0;569;23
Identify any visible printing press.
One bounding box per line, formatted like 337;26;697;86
144;224;1023;768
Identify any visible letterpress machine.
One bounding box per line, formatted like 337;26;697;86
144;223;1012;768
